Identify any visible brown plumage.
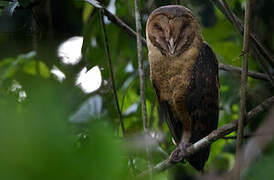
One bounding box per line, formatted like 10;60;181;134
146;5;219;171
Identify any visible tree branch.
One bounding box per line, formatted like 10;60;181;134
214;0;274;68
100;9;125;136
219;63;270;81
134;0;152;177
212;0;274;87
235;0;251;177
134;0;148;132
84;0;146;45
139;96;274;177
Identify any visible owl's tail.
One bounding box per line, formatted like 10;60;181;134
186;147;210;172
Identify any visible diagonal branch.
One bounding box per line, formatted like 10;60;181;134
214;0;274;68
139;96;274;177
99;9;125;136
84;0;146;45
212;0;274;87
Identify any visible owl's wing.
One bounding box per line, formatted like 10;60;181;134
186;42;219;171
153;83;181;143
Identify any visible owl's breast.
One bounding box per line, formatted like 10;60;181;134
149;50;198;104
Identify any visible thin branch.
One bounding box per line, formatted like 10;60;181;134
134;0;152;177
219;63;270;81
139;96;274;177
212;0;274;87
100;9;125;136
222;135;251;140
134;0;149;137
175;0;180;5
215;0;274;68
252;45;274;87
84;0;146;45
222;132;274;140
235;0;251;178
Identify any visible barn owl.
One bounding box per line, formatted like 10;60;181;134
146;5;219;171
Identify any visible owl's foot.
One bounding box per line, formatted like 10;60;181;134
170;142;191;163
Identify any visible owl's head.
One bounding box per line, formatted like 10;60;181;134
146;5;202;57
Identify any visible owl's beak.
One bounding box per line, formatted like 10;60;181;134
168;38;175;55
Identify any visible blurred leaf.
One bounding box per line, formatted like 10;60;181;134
243;151;274;180
2;1;19;16
82;2;94;23
23;60;50;78
0;82;129;180
70;95;103;123
0;51;35;80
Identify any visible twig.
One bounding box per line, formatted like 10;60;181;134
219;63;270;81
222;132;274;140
139;96;274;177
100;9;125;136
212;0;274;86
84;0;146;45
175;0;180;5
222;135;251;140
252;45;274;87
235;0;251;178
134;0;153;177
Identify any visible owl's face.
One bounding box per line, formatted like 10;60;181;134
146;6;200;57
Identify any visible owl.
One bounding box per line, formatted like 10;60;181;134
146;5;219;171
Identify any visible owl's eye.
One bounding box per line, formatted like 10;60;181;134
154;24;163;31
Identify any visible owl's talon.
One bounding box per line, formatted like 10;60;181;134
170;148;184;163
170;142;191;163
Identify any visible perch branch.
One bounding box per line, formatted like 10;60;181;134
236;0;251;177
139;96;274;177
100;9;125;136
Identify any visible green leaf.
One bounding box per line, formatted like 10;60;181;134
22;60;50;78
2;1;19;16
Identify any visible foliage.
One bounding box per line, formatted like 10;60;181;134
0;0;273;179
